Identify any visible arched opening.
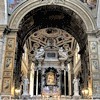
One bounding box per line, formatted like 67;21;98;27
13;5;91;99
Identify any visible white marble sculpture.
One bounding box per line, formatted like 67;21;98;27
58;47;68;60
35;46;44;59
22;77;29;96
73;77;80;96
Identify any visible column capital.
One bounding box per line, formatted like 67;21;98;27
3;26;18;35
86;29;98;34
95;30;100;38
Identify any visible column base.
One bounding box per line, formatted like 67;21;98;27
21;95;30;99
72;95;81;100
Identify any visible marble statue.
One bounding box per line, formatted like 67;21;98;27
73;77;80;96
22;77;29;96
58;47;68;60
35;46;44;59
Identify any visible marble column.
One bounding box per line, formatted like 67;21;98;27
36;69;38;96
57;68;61;93
41;68;45;93
29;63;34;97
68;63;72;96
64;69;66;95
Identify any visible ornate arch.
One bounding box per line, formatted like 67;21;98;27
8;0;97;33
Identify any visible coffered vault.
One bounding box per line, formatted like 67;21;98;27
26;28;75;62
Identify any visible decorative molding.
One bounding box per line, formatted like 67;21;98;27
8;0;97;32
0;25;6;31
3;26;11;35
39;0;65;4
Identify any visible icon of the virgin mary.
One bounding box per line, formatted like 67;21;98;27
46;72;55;85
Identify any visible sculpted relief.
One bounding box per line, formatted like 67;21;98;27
93;81;100;96
91;60;99;71
2;37;16;94
7;38;15;51
2;78;11;93
90;41;97;53
4;57;13;70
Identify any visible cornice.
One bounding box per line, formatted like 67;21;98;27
0;25;7;31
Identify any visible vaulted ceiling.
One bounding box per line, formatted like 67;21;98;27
17;5;86;49
16;5;87;64
26;28;75;62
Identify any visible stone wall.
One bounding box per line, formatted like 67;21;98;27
0;0;7;25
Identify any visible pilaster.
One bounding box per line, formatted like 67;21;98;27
97;0;100;29
0;0;7;25
1;28;18;99
0;25;6;94
88;33;100;99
